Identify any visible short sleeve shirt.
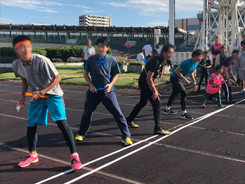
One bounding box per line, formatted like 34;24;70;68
143;44;152;56
172;58;199;79
85;54;120;91
139;56;165;81
83;46;95;60
221;56;233;68
137;53;145;62
200;58;211;75
12;54;63;96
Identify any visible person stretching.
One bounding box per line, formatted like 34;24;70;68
126;44;174;135
201;65;225;109
163;49;203;120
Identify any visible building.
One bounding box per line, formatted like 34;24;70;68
173;18;201;38
79;14;111;27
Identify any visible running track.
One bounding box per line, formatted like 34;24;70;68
1;80;245;184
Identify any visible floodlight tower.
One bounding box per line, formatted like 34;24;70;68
195;0;245;53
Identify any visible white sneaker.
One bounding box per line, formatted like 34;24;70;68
241;89;245;94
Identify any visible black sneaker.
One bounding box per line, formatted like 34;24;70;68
163;109;177;115
218;105;225;109
200;104;205;108
154;126;170;135
181;113;193;120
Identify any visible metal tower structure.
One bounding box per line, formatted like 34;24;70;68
195;0;245;53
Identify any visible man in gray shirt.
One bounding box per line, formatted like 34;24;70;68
12;35;82;170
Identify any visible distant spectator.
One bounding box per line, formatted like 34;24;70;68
83;39;95;68
136;50;145;62
156;42;163;55
237;34;245;50
236;41;245;94
142;42;152;60
211;35;223;69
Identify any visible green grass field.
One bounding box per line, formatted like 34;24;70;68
0;66;170;89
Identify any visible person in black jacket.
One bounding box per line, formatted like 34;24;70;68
197;51;212;94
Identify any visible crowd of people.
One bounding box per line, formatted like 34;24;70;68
11;34;244;171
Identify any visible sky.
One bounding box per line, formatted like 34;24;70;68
0;0;203;27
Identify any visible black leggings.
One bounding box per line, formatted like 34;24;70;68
127;80;161;128
197;74;208;94
27;120;76;154
167;76;187;110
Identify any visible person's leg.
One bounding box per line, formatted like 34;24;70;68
27;126;38;155
180;90;187;111
84;60;87;69
127;83;148;122
215;92;222;106
78;91;101;136
56;120;77;154
201;92;211;105
205;74;208;87
222;82;230;102
165;76;179;113
228;85;232;102
47;96;82;170
213;58;216;70
102;91;131;139
197;75;204;94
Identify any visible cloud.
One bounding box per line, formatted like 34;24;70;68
104;2;128;7
1;0;93;13
74;4;91;9
84;10;95;13
0;18;12;24
1;0;60;13
105;0;203;16
148;22;168;26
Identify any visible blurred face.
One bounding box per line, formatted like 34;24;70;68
14;43;32;61
193;54;203;62
204;53;208;58
215;37;220;43
220;48;225;54
218;67;224;74
242;44;245;49
162;48;174;60
97;43;109;57
243;35;245;41
233;53;241;60
87;40;92;46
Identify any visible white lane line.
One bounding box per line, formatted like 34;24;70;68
163;144;245;163
0;143;144;184
64;99;245;184
0;112;154;184
34;135;157;184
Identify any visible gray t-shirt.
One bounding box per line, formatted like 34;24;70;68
12;54;63;96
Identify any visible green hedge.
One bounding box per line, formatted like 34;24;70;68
0;46;112;60
128;61;145;65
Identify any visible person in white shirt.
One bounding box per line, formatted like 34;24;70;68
156;43;163;55
136;51;145;62
142;43;152;60
83;39;95;68
237;35;245;50
236;41;245;94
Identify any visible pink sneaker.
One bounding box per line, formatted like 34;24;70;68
18;153;39;168
71;154;82;171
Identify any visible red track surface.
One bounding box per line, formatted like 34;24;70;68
1;80;245;184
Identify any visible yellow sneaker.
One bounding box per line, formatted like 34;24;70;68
122;137;133;146
154;127;170;135
127;121;139;128
75;134;83;141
